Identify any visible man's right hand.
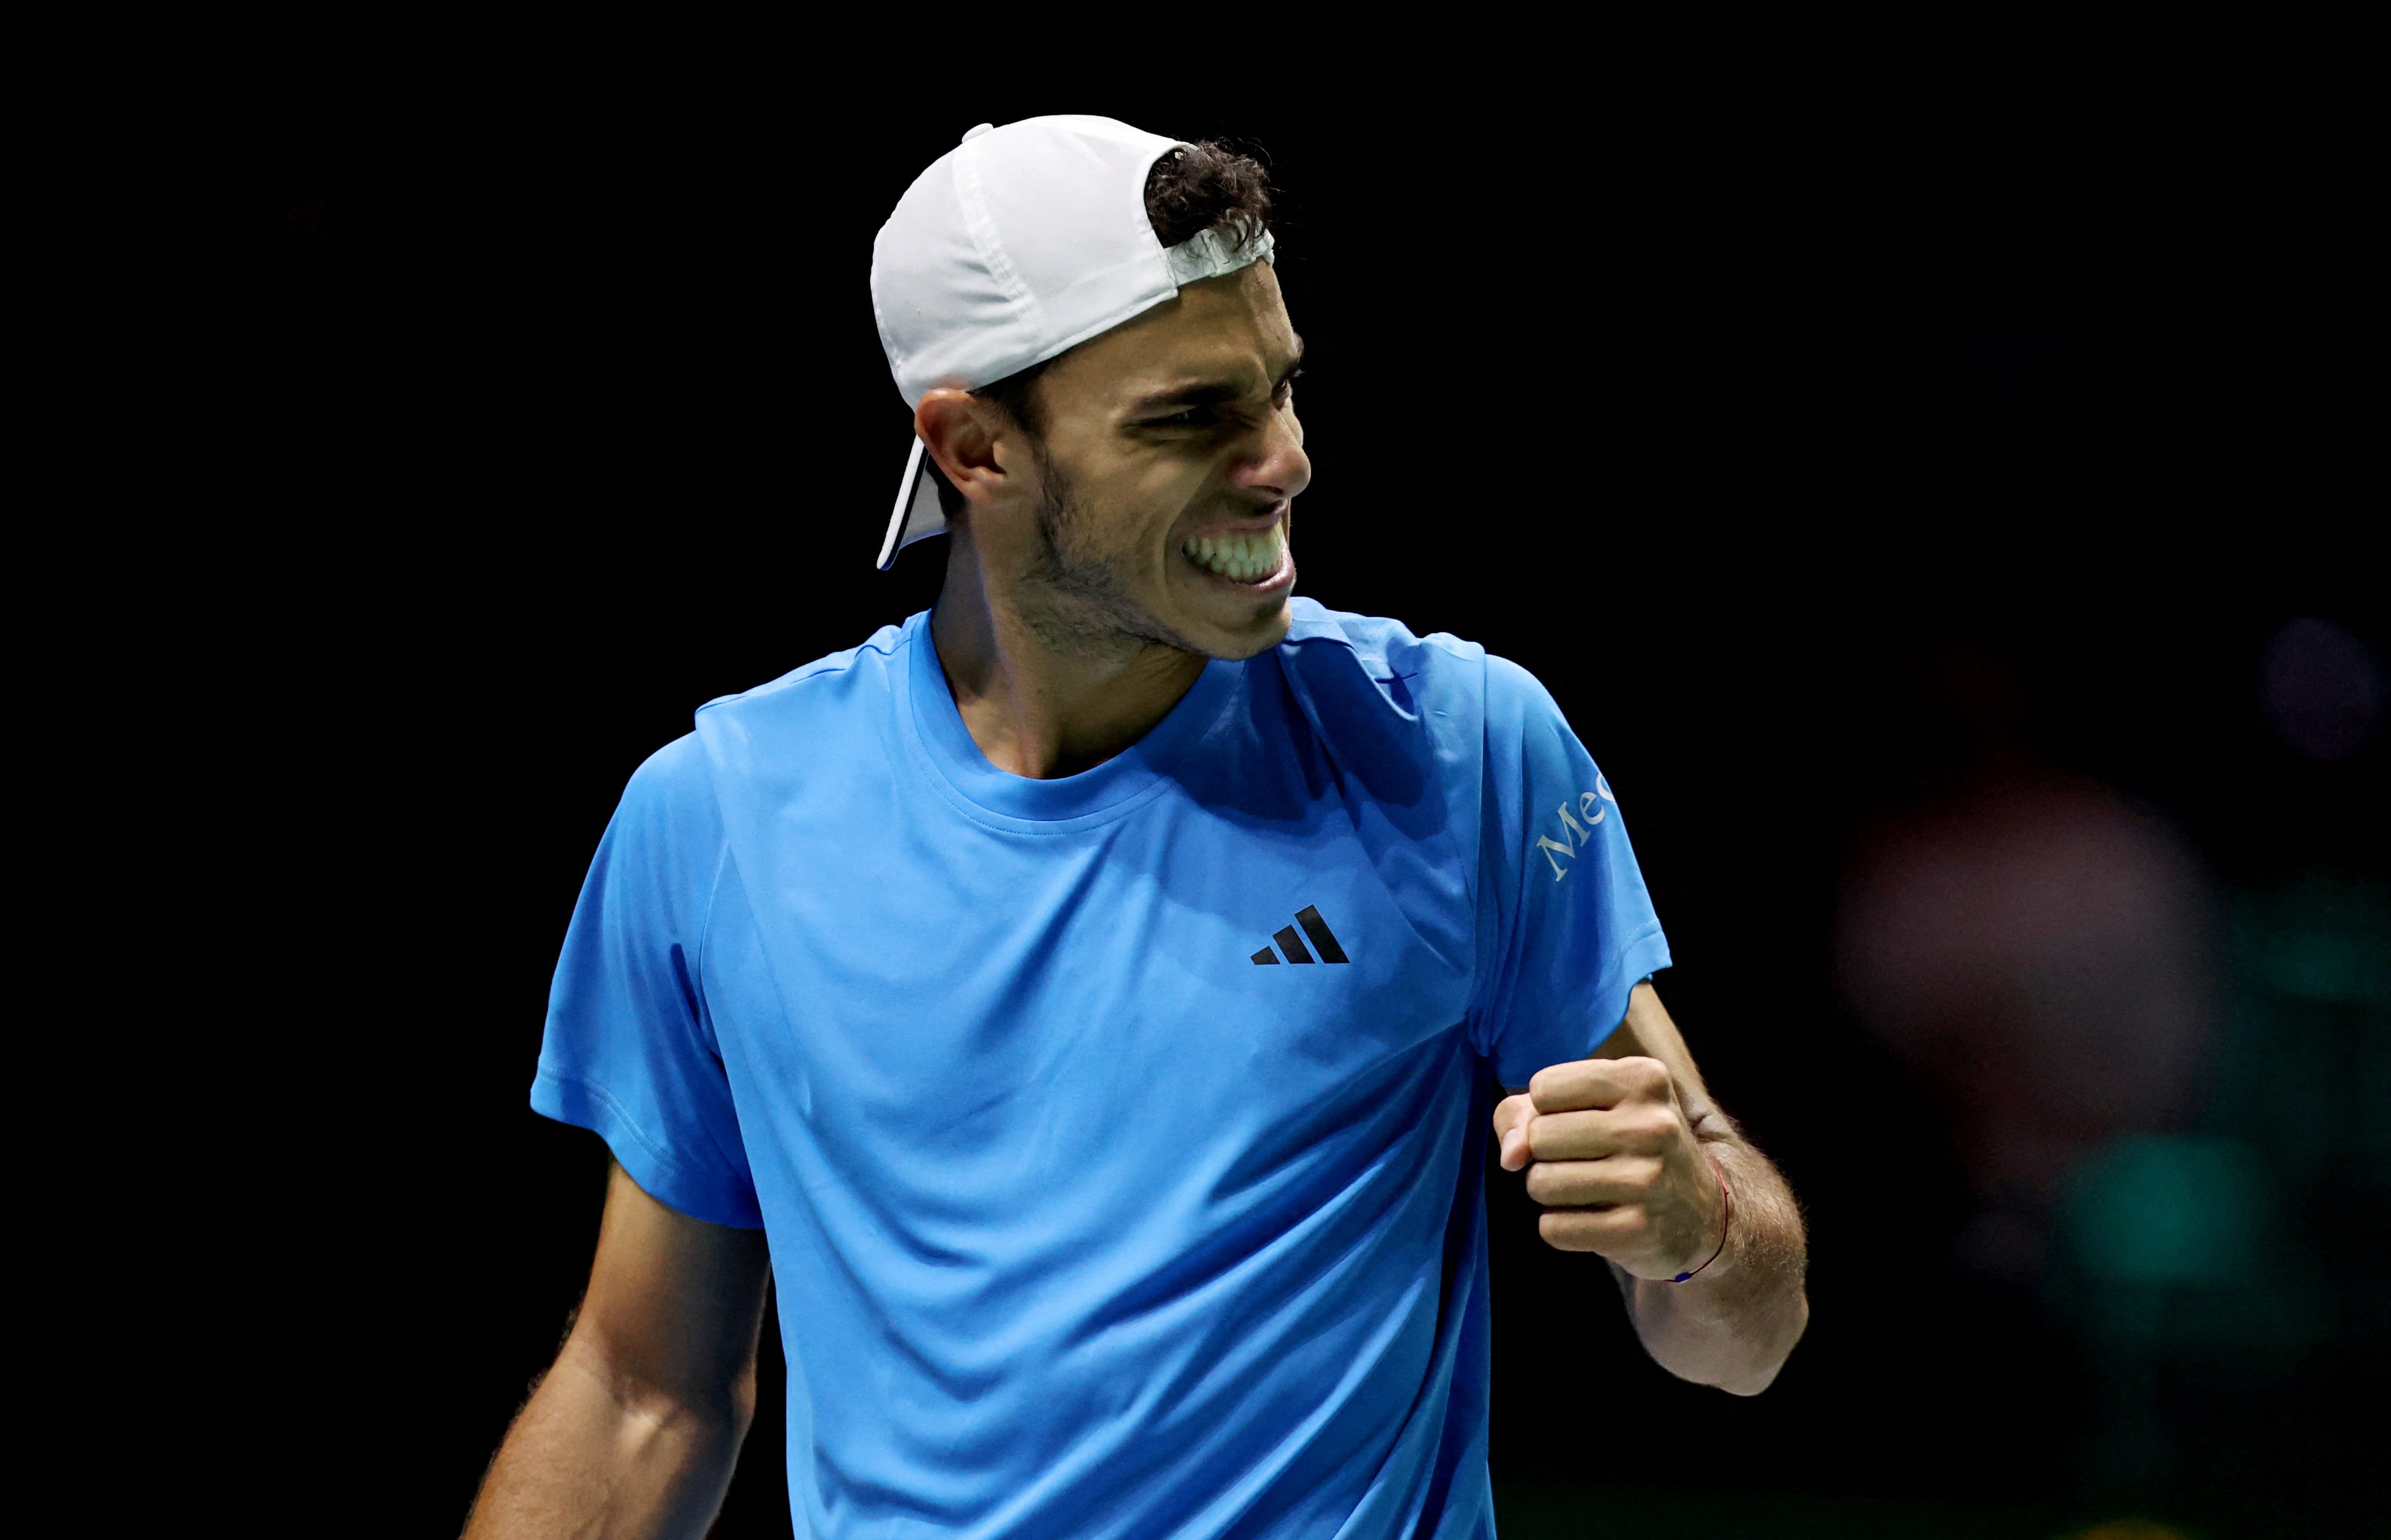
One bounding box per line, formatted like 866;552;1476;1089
464;1160;770;1540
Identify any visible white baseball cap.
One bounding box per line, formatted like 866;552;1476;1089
868;115;1277;569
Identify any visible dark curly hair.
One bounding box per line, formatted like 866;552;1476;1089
971;139;1273;442
1141;139;1273;251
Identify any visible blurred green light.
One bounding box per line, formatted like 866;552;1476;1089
2061;1136;2265;1287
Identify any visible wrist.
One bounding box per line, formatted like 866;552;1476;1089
1669;1154;1731;1284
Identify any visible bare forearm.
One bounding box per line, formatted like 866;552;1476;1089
1619;1136;1808;1395
464;1336;752;1540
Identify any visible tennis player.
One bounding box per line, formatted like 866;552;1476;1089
466;116;1809;1538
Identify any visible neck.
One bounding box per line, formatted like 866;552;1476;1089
928;527;1208;780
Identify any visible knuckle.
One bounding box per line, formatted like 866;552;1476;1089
1524;1115;1564;1160
1527;1066;1571;1111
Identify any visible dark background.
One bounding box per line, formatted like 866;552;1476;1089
192;67;2381;1539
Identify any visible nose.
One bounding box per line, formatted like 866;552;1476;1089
1229;405;1311;507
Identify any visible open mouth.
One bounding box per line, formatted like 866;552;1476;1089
1181;523;1288;585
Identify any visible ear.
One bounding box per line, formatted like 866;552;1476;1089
915;389;1013;507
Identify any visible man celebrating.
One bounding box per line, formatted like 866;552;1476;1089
468;116;1808;1538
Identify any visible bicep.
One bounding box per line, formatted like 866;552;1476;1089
569;1159;773;1408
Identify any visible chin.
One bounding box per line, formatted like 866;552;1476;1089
1186;596;1294;661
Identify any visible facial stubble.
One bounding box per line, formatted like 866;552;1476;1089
1016;448;1207;661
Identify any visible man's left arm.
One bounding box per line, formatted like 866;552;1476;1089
1493;980;1809;1395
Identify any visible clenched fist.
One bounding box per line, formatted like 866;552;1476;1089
1494;1054;1728;1281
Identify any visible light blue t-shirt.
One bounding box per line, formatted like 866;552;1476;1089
533;599;1670;1538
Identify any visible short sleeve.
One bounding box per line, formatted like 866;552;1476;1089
1468;656;1672;1085
531;735;763;1228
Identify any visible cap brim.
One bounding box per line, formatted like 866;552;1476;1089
876;435;949;571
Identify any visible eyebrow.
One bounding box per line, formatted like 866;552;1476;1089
1125;336;1306;418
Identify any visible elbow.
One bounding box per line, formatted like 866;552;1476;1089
565;1330;760;1457
1715;1290;1810;1397
1716;1363;1786;1397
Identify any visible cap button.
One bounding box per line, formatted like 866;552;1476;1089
960;123;994;143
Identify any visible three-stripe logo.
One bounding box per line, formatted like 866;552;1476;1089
1252;905;1350;965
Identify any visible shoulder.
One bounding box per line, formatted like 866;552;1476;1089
1276;598;1485;715
622;730;712;804
688;619;915;777
1281;597;1482;678
695;620;913;735
1277;598;1564;739
1268;599;1504;825
607;732;727;868
611;620;914;844
1478;650;1570;740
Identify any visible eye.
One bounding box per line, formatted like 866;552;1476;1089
1139;406;1217;430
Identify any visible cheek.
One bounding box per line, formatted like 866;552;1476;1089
1052;444;1224;575
1119;468;1216;558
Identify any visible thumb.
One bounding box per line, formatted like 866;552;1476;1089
1492;1093;1535;1172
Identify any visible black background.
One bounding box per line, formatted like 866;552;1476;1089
189;58;2380;1538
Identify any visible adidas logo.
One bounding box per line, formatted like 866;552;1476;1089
1251;905;1350;965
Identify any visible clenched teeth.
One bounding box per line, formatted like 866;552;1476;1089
1183;526;1285;582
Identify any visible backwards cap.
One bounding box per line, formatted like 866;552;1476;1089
868;115;1276;568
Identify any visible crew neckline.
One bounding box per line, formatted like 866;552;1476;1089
896;611;1241;828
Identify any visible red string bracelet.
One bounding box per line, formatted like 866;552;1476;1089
1670;1156;1732;1284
